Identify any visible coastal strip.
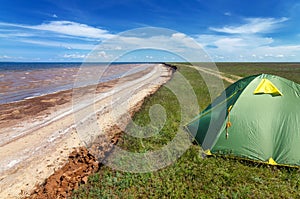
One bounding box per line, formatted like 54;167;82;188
0;63;173;198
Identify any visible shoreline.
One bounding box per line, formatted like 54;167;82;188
0;63;173;198
0;63;151;105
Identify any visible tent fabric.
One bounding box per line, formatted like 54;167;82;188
187;75;258;150
186;74;300;167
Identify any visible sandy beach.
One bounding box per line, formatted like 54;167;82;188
0;63;172;198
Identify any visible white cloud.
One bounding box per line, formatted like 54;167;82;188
214;38;245;49
0;55;26;61
85;50;113;61
103;34;202;56
196;34;273;50
52;14;58;18
195;16;300;61
97;51;111;59
145;55;153;59
85;29;208;62
195;33;300;61
171;33;186;39
63;53;86;59
0;55;11;59
209;17;288;34
34;21;114;39
0;33;34;37
1;19;298;62
19;39;95;50
224;12;231;16
0;20;114;52
0;21;114;39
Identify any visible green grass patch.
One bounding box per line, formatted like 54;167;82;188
72;63;300;198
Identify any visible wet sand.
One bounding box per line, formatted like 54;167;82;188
0;63;172;198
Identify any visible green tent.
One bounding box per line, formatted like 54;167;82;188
186;74;300;167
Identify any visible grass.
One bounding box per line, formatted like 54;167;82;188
72;63;300;198
215;62;300;83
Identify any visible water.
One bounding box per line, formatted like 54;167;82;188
0;62;153;104
0;62;82;71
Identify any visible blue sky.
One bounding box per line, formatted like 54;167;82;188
1;0;300;62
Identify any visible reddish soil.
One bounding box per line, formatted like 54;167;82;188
27;147;99;199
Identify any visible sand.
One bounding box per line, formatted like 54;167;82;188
0;63;172;198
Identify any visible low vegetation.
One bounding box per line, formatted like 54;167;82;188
72;63;300;198
215;62;300;83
